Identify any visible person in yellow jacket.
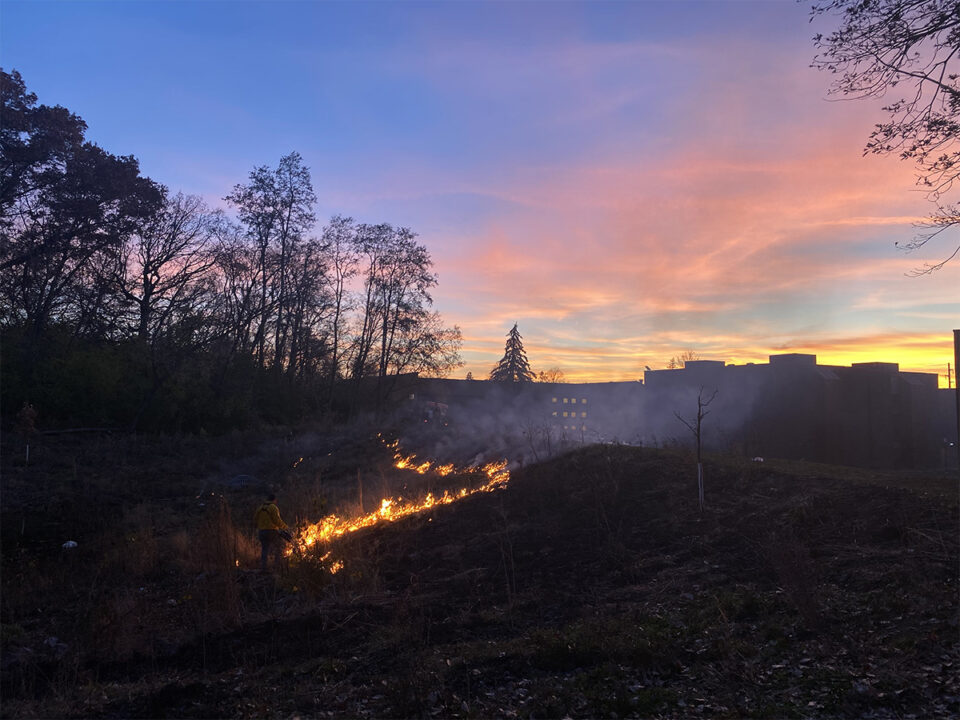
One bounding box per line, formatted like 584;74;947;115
254;493;289;571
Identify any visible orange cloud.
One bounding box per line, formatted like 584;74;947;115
339;32;958;388
440;138;954;384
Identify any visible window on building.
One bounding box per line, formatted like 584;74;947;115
563;398;568;404
571;398;577;404
562;411;568;417
552;397;557;403
551;411;557;417
581;412;587;418
582;398;587;404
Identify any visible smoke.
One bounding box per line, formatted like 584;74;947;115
391;384;591;469
392;375;767;468
642;378;763;454
389;382;643;472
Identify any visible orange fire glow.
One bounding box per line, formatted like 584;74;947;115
288;439;509;571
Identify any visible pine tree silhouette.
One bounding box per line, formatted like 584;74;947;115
489;323;535;382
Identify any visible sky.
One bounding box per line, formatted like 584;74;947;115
2;0;957;385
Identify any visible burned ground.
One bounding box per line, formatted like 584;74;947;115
1;431;957;718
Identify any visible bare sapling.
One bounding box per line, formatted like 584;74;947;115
16;402;37;465
675;387;718;512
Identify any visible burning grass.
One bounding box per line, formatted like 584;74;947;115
2;432;957;719
289;437;510;572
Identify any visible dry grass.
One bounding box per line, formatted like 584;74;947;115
2;435;957;718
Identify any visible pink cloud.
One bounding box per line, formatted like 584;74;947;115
306;27;958;384
440;120;953;381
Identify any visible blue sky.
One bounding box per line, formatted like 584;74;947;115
3;0;956;382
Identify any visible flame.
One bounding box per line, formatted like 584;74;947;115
288;438;510;573
384;436;502;480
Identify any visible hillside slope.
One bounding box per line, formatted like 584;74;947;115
3;444;957;718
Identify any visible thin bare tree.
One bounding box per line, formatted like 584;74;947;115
675;386;718;512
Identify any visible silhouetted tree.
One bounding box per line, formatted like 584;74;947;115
389;312;462;378
811;0;960;272
666;350;701;369
490;323;535;382
349;223;391;381
1;69;84;256
282;236;331;379
0;68;163;341
115;192;220;342
374;227;435;381
348;223;438;383
271;153;317;371
224;152;316;369
210;221;260;361
0;69;463;431
537;367;566;383
321;215;359;395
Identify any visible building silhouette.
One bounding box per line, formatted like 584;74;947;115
397;353;951;470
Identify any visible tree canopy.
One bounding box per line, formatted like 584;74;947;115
811;0;960;273
666;350;702;369
537;367;566;383
0;69;461;431
489;323;535;383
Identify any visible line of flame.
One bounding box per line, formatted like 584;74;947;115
289;439;509;566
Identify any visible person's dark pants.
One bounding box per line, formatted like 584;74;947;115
258;529;281;571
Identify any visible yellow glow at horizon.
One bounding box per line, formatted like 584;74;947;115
461;335;955;389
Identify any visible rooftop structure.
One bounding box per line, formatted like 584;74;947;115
644;354;943;468
400;353;947;470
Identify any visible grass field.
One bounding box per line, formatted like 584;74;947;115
2;428;957;718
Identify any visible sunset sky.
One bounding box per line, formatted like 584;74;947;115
3;1;957;385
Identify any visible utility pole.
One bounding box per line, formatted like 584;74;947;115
954;330;959;474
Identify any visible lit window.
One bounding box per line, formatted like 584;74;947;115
562;411;568;417
581;412;587;418
571;398;577;404
581;398;587;404
563;398;568;404
552;397;557;403
551;411;557;417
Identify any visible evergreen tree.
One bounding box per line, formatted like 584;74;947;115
489;323;535;382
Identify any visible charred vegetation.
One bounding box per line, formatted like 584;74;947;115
1;427;956;719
